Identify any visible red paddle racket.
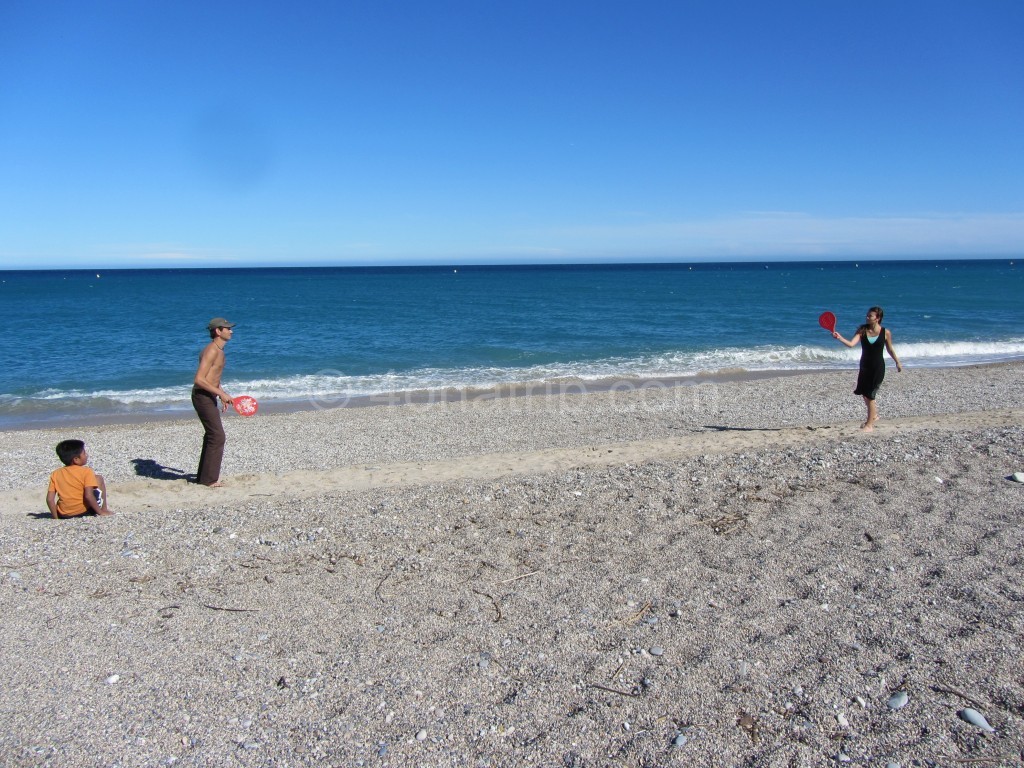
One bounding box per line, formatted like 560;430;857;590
818;311;837;333
233;395;259;417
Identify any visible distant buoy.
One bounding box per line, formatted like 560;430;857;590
96;273;101;278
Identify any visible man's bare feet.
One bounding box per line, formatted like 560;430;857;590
203;481;224;488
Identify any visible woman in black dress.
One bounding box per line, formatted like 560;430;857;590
832;306;902;431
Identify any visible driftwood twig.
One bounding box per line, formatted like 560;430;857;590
619;600;652;625
472;589;502;621
939;757;1020;765
497;570;540;585
374;567;394;602
589;682;640;698
202;604;256;613
608;660;625;682
931;683;989;711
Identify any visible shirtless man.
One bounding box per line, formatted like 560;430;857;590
192;317;236;486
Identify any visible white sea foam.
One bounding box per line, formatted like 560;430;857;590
5;339;1022;417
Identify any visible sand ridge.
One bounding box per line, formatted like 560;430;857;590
2;406;1021;520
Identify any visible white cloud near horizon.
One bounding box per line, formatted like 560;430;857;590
535;211;1024;258
2;211;1022;269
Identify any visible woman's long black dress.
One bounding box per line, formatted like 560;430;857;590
854;327;886;400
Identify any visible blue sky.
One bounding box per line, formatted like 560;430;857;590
2;1;1023;269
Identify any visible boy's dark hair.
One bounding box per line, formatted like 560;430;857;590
56;439;85;466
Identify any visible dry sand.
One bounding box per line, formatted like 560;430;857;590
1;364;1023;767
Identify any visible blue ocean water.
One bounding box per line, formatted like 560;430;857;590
1;260;1022;428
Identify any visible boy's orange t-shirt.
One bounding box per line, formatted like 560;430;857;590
48;465;99;517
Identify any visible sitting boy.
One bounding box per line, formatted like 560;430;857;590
46;439;113;518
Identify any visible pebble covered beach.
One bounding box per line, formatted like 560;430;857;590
1;363;1023;766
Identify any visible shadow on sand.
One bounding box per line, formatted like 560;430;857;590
131;458;195;482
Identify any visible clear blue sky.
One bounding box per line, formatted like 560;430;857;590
2;1;1023;268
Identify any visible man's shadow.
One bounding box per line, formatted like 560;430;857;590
131;458;195;482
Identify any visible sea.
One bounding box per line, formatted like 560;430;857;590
1;260;1022;429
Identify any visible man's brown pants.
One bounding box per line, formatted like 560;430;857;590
191;386;225;486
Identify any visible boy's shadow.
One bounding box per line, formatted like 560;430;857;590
131;458;195;482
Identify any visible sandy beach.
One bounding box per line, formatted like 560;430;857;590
1;363;1023;767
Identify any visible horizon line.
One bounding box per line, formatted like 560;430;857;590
1;254;1021;272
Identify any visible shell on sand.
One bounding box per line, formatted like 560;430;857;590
887;691;909;710
958;708;995;733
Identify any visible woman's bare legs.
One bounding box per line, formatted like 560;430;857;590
861;396;879;431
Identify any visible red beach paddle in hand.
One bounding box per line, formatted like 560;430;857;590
233;395;259;417
818;311;837;334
